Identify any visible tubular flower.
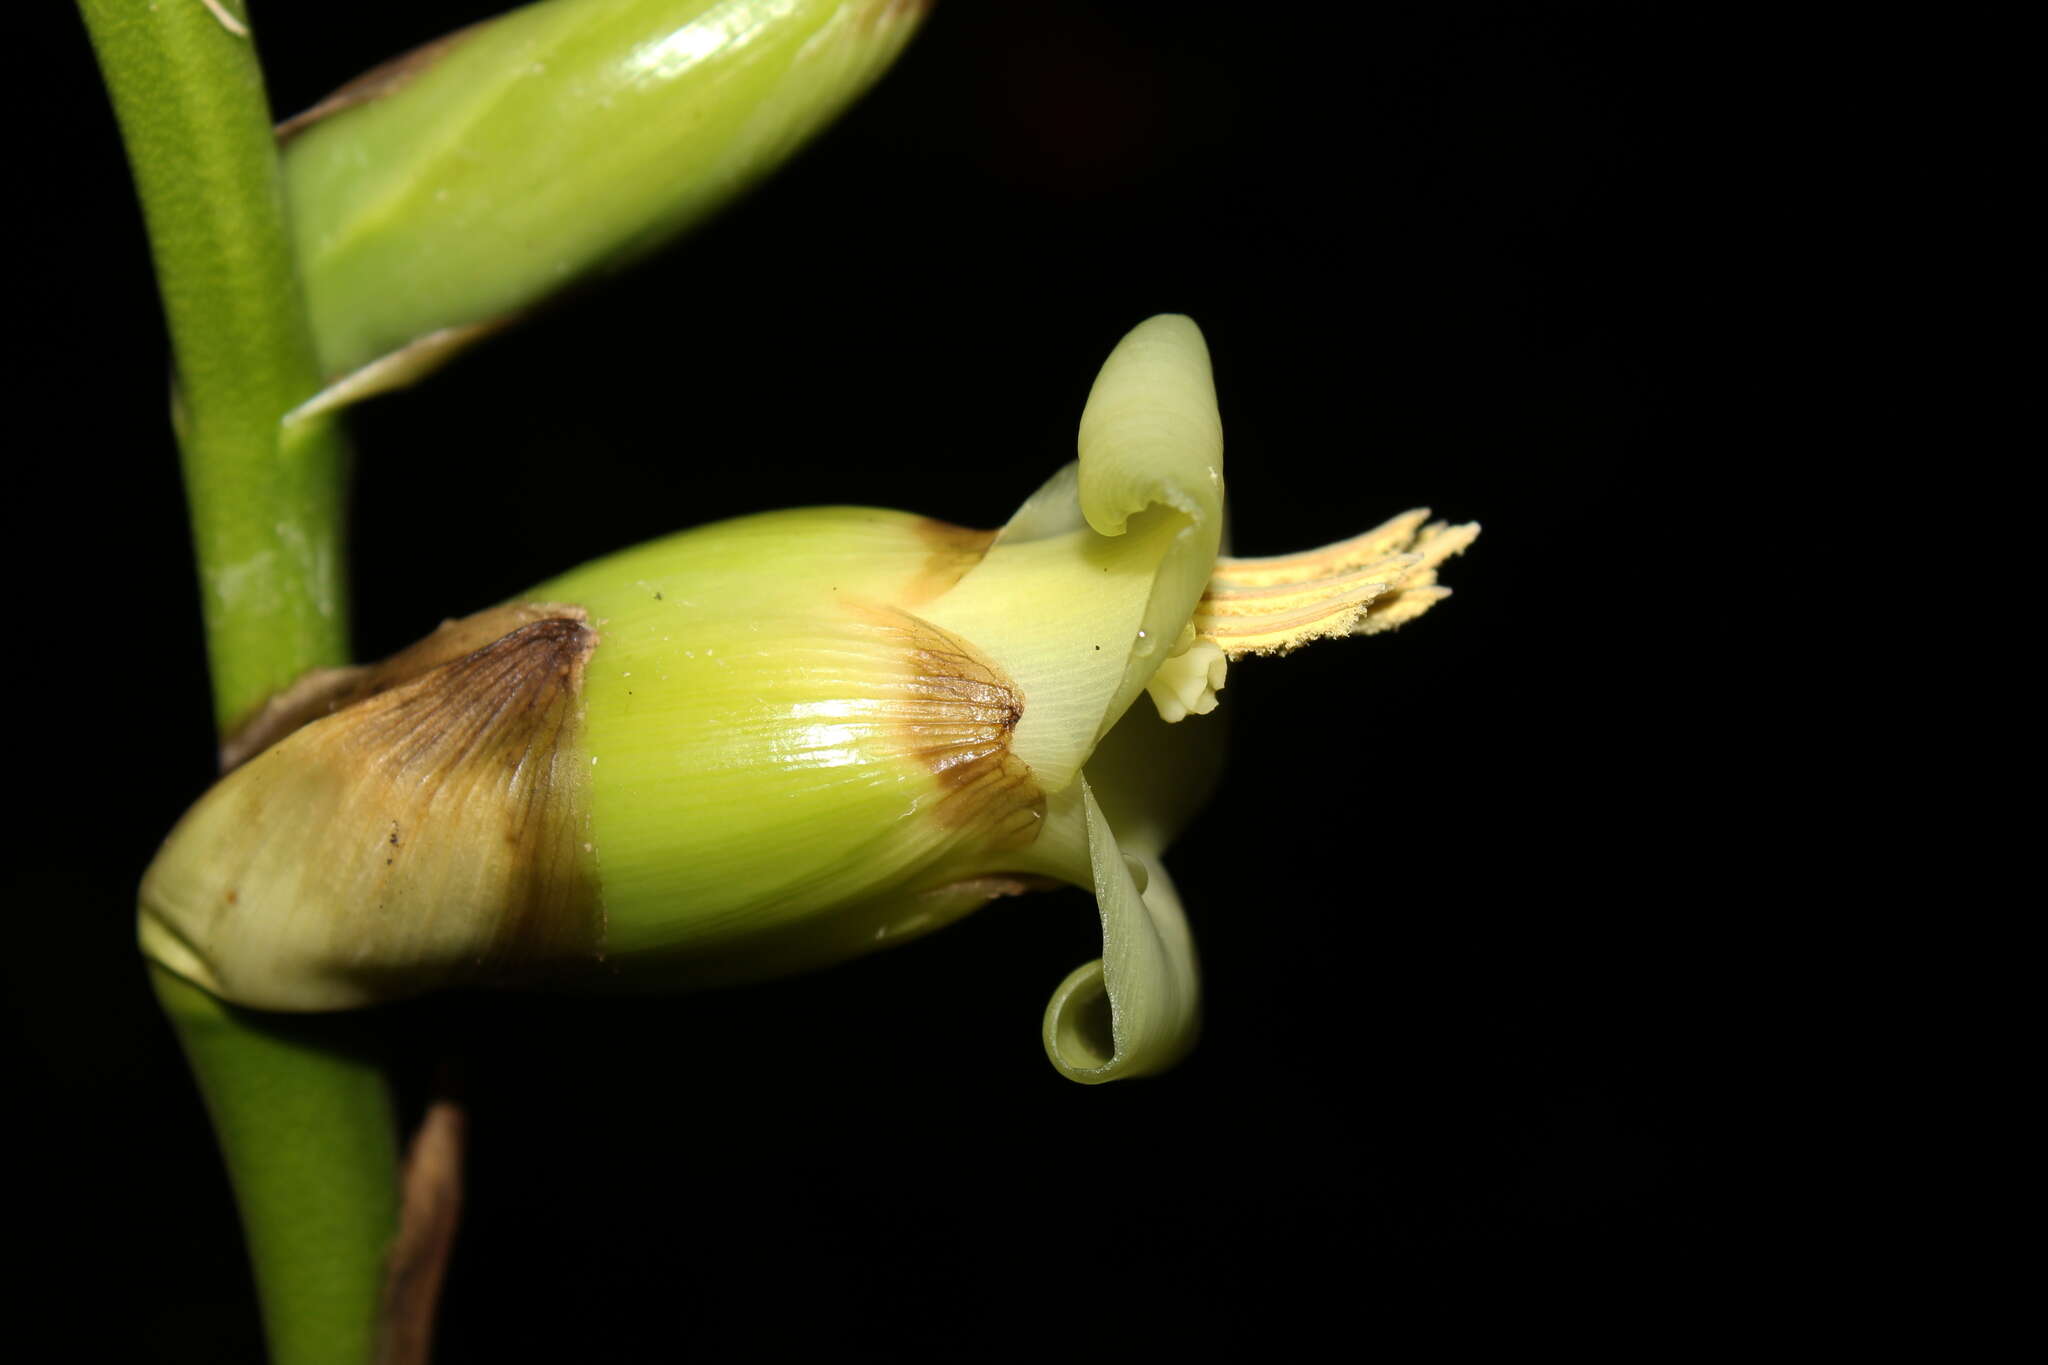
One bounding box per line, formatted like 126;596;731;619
140;316;1477;1083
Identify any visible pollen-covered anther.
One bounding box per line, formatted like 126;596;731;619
1194;509;1480;658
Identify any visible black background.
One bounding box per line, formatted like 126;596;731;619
16;1;1747;1357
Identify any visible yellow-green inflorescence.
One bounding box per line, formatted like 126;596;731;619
140;316;1477;1084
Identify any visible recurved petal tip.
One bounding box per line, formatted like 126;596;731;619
1076;314;1224;537
1041;782;1199;1084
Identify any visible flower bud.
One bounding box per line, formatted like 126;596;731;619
281;0;930;406
141;316;1477;1082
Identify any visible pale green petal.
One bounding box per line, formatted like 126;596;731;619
921;316;1226;790
1082;685;1226;858
1074;315;1224;536
995;460;1086;543
920;512;1179;792
1040;779;1200;1084
1076;314;1226;737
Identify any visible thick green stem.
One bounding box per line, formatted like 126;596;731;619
154;968;401;1365
79;0;349;733
79;4;397;1361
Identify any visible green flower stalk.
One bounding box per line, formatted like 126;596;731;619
141;316;1477;1083
281;0;930;411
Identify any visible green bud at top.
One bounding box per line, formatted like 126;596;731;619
140;317;1478;1084
282;0;929;400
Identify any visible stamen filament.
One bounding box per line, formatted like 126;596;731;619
1196;513;1479;658
1204;508;1435;587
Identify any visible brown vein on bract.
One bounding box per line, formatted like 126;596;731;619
221;603;588;771
852;606;1046;844
340;616;602;969
229;606;605;988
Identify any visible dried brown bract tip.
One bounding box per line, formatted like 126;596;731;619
145;605;604;1009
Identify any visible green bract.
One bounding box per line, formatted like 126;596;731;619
283;0;928;406
140;316;1476;1084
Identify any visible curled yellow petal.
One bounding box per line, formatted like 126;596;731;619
1040;780;1200;1084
